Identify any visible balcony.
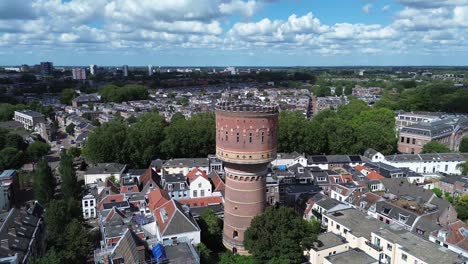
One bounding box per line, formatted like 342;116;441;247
366;241;383;252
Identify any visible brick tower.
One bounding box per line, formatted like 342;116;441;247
215;101;279;254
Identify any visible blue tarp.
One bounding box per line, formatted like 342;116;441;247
152;243;167;261
277;165;287;171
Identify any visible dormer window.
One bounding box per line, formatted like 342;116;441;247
382;207;391;215
168;184;173;191
399;214;409;223
180;183;185;190
298;167;304;174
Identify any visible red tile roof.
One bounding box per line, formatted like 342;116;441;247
367;171;385;180
153;199;176;234
148;188;171;212
444;220;468;250
178;196;224;208
98;194;126;210
210;172;225;192
186;168;208;183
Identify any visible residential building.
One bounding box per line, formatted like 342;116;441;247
395;112;442;131
186;168;211;198
436;175;468;197
40;61;53;76
383;152;467;175
13;110;45;130
122;65;128;77
71;93;101;107
398;117;468;154
82;194;97;219
429;220;468;258
162;158;209;176
36;122;56;143
162;173;189;200
90;64;97;75
305;232;350;264
148;65;153;76
71;67;86;80
0;202;46;264
0;170;19;210
84;163;127;185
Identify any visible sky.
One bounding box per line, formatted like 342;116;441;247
1;0;468;66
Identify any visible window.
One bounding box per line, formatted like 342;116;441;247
168;184;173;191
236;132;240;142
193;190;197;197
201;190;205;196
401;137;405;143
90;200;94;206
399;214;409;223
84;201;89;207
336;224;340;230
412;138;416;144
198;183;202;188
402;253;407;261
387;244;392;251
233;230;238;239
445;165;448;171
180;183;185;190
225;131;228;141
249;132;252;143
261;131;265;143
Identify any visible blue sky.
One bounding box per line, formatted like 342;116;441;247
1;0;468;66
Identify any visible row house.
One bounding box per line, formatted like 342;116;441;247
383;152;467;175
436;176;468;197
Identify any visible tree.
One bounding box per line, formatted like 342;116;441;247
219;251;256;264
456;194;468;221
456;161;468;175
244;206;319;263
432;188;443;198
98;84;148;103
67;147;81;158
59;153;80;200
33;159;55;205
60;89;76;105
4;133;27;150
459;138;468;153
62;219;91;264
29;250;65;264
277;111;308;153
65;123;75;135
27;141;50;161
45;200;72;245
83;121;128;163
198;209;223;253
0;147;24;170
422;141;451;153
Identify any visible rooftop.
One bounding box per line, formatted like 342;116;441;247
325;249;377;264
311;232;347;251
325;209;385;240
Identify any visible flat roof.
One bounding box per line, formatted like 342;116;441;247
374;226;462;264
325;249;377;264
311;232;346;251
325;209;385;240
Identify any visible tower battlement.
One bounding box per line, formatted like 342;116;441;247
215;101;279;114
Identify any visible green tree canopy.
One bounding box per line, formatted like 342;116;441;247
459;138;468;153
82;121;129;163
59;153;80;200
65;123;75;135
98;84;148;102
456;161;468;175
456;194;468;221
277;111;308;153
421;141;451;153
60;89;76;105
0;147;24;170
67;147;81;158
244;206;319;263
34;159;55;205
27;141;50;161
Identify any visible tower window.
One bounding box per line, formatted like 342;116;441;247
225;131;228;141
236;132;240;142
233;230;238;239
249;133;252;143
261;131;264;143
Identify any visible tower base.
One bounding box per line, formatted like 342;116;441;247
223;236;250;255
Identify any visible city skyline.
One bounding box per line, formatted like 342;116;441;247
1;0;468;66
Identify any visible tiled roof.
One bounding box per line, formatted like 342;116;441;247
209;171;225;192
148;188;171;212
186;168;209;183
178;196;224;208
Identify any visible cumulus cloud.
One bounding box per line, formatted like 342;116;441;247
219;0;258;17
363;4;373;14
382;5;391;12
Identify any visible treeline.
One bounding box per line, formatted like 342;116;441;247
279;100;397;155
375;81;468;113
82;112;215;167
0;101;54;121
83;101;397;168
0;129;50;170
98;84;148;103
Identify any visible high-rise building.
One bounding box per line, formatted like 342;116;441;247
72;68;87;80
40;61;53;76
215;102;278;254
123;65;129;77
90;64;97;75
148;65;153;76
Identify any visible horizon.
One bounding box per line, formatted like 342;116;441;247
1;0;468;66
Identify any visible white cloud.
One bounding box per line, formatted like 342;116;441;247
219;0;257;17
382;5;391;12
363;4;373;14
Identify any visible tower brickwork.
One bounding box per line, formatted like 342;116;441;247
215;102;279;254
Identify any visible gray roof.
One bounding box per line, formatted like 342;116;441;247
110;228;148;264
385;152;468;163
73;93;100;103
375;201;419;227
316;198;345;211
15;110;44;118
325;249;377;264
374;226;464;264
164;243;199;263
363;148;379;159
162;201;199;237
325;209;385;240
276;151;303;160
311;232;346;251
439;175;468;187
86;163;126;174
380;178;433;202
163;158;209;168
